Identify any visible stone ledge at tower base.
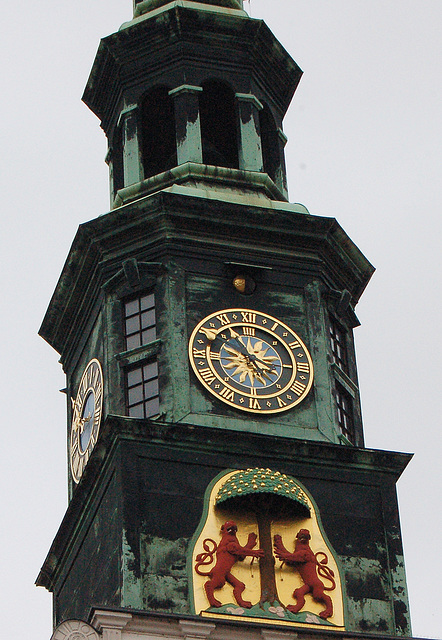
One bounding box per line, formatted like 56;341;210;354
51;609;434;640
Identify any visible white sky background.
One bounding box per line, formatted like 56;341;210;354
0;1;440;638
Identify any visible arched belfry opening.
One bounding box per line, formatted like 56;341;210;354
259;104;280;184
83;0;303;203
141;86;177;179
111;128;124;196
199;80;239;169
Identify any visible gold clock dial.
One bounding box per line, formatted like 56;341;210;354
70;358;103;483
189;309;313;414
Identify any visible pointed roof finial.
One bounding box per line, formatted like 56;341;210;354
133;0;244;18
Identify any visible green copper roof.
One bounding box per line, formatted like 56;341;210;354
215;468;310;513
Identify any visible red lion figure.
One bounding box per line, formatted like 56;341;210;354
273;529;335;619
195;520;264;608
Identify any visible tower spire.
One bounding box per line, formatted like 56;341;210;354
38;2;414;638
84;0;301;208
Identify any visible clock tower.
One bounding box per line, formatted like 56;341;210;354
37;2;414;639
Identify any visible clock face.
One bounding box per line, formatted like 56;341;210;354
70;358;103;483
188;308;313;414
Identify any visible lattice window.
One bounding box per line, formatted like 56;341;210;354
335;382;355;442
329;315;349;374
126;360;159;418
124;293;156;351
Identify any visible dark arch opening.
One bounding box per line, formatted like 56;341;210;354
111;128;124;198
199;80;239;169
141;86;177;179
259;104;280;183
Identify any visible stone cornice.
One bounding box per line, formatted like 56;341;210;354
39;189;374;360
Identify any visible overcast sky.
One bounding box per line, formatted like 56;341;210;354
1;1;441;639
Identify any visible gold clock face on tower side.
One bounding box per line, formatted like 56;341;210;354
188;308;313;414
70;358;103;483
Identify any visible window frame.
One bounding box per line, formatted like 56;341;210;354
329;314;349;375
126;358;160;419
121;290;161;419
335;381;355;444
123;291;157;352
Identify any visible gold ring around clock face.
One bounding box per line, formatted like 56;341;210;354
188;309;313;414
70;358;103;483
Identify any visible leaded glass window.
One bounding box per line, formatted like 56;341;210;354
335;382;355;443
124;293;156;351
329;316;349;374
126;360;159;418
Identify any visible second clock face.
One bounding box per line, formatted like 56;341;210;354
188;308;313;414
70;358;103;484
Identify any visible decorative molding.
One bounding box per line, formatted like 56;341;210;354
122;258;141;288
235;93;263;111
115;337;162;367
331;362;359;396
179;620;216;640
51;619;99;640
102;261;165;293
325;288;360;328
114;162;287;207
277;128;288;146
261;630;298;640
91;610;132;640
224;260;273;272
133;1;246;21
169;84;203;97
117;104;138;128
336;289;352;316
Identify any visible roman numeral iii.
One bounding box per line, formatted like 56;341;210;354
290;380;306;396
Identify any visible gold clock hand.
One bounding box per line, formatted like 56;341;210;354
198;324;240;342
78;413;92;434
199;326;218;341
202;322;278;384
